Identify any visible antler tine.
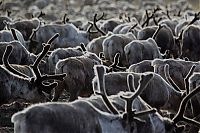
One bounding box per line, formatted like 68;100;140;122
29;21;41;41
152;24;164;39
37;11;45;18
153;16;158;26
120;73;154;123
110;53;120;67
40;74;66;82
184;65;196;94
94;65;119;115
99;52;105;60
172;84;200;127
121;73;154;103
141;10;149;27
134;108;157;117
2;45;30;78
10;28;18;41
128;23;138;32
80;43;87;52
166;9;172;20
47;33;59;44
95;12;104;21
109;53;126;71
142;7;159;27
164;64;182;92
177;29;184;41
30;44;50;79
127;74;135;92
187;12;200;26
31;33;60;78
62;13;69;24
87;22;98;34
93;13;106;36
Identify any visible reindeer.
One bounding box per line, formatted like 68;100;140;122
181;25;200;61
124;37;162;66
6;18;40;41
0;33;66;105
28;23;90;54
53;51;102;101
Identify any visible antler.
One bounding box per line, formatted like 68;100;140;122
87;22;98;34
127;74;135;92
29;21;41;41
3;33;66;95
62;13;69;24
30;33;66;92
92;13;106;36
184;65;196;94
37;11;45;18
164;64;182;92
141;7;160;27
128;23;138;32
187;12;200;26
120;73;155;124
152;24;164;39
10;28;18;41
172;84;200;127
94;65;119;115
47;33;59;44
2;45;30;78
109;53;126;71
80;43;87;52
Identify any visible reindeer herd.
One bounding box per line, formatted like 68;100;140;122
0;0;200;132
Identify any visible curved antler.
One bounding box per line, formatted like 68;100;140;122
87;22;98;34
80;43;87;52
93;13;106;36
10;28;18;41
29;21;41;41
2;45;30;79
120;73;155;124
184;65;196;94
128;23;138;32
187;12;200;26
164;64;182;92
94;65;119;115
109;53;126;71
152;24;164;39
141;7;160;27
172;84;200;127
30;33;66;93
47;33;59;44
127;74;135;92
